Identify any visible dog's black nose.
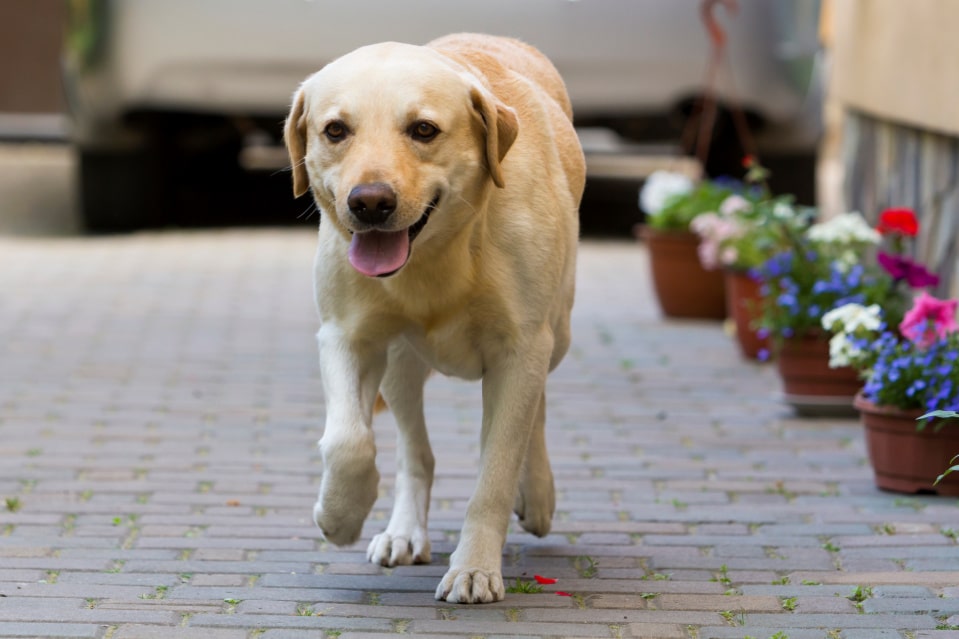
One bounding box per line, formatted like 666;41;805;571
348;183;397;225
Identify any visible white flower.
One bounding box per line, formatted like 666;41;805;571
821;303;883;333
828;332;857;368
719;194;751;216
639;170;694;215
807;212;881;245
772;202;795;220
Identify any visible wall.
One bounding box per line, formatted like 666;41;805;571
0;0;67;114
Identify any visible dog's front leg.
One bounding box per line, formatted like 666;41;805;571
367;341;434;567
313;323;386;546
435;338;552;604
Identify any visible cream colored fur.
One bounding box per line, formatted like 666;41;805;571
285;33;585;604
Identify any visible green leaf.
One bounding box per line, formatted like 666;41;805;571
918;410;959;421
934;463;959;486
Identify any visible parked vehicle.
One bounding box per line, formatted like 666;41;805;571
63;0;822;231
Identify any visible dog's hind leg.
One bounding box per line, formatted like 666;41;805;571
367;341;434;566
514;390;555;537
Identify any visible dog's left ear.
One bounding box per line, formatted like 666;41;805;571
284;87;310;198
470;86;518;189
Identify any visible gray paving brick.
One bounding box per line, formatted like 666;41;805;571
189;613;394;632
112;627;248;639
841;631;905;639
0;623;102;638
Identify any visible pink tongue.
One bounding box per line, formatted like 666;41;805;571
348;230;410;277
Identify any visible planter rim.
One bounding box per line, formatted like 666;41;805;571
723;266;759;276
637;224;695;238
853;392;929;420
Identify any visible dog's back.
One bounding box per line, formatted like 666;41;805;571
428;33;574;122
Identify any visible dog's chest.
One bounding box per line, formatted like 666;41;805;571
403;313;489;380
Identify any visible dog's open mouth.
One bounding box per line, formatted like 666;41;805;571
348;193;440;278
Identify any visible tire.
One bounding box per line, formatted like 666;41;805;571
77;145;160;232
76;113;249;232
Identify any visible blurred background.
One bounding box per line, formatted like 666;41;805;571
0;0;822;235
0;0;956;294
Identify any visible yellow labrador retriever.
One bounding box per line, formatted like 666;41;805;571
284;33;585;603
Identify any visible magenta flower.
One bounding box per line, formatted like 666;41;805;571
877;251;940;288
899;292;959;347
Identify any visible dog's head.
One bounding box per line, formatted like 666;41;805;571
284;42;518;278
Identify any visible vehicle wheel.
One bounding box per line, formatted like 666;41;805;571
77;114;249;232
77;145;163;232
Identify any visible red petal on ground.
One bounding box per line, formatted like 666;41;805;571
534;575;557;584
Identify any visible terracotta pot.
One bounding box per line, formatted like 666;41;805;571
638;226;726;319
724;269;770;360
776;334;861;416
855;394;959;496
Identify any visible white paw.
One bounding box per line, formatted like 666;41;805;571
514;473;555;537
313;437;379;546
435;567;505;604
367;529;431;566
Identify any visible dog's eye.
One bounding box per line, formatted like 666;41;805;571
324;121;349;142
410;121;440;142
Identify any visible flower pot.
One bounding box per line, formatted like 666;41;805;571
724;269;770;360
776;334;861;416
854;394;959;496
639;226;726;320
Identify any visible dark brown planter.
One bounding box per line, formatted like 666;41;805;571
776;334;861;416
724;269;770;360
854;394;959;496
639;226;726;320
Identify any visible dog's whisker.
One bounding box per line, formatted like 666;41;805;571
453;193;478;215
297;201;319;221
273;159;308;179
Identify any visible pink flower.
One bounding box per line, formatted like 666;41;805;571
691;213;742;270
899;292;959;347
877;252;940;288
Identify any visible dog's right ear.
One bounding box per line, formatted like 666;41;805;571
284;87;310;198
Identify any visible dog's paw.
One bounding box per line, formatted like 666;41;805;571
367;529;431;566
514;473;555;537
435;567;505;604
313;437;379;546
313;497;372;546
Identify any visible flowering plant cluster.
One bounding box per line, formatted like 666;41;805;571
823;293;959;414
753;211;896;340
691;158;814;271
691;194;813;271
639;170;737;232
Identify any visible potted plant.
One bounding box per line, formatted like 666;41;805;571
690;160;814;359
823;295;959;495
637;170;731;319
752;210;898;415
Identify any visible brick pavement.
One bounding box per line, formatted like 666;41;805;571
1;230;958;639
